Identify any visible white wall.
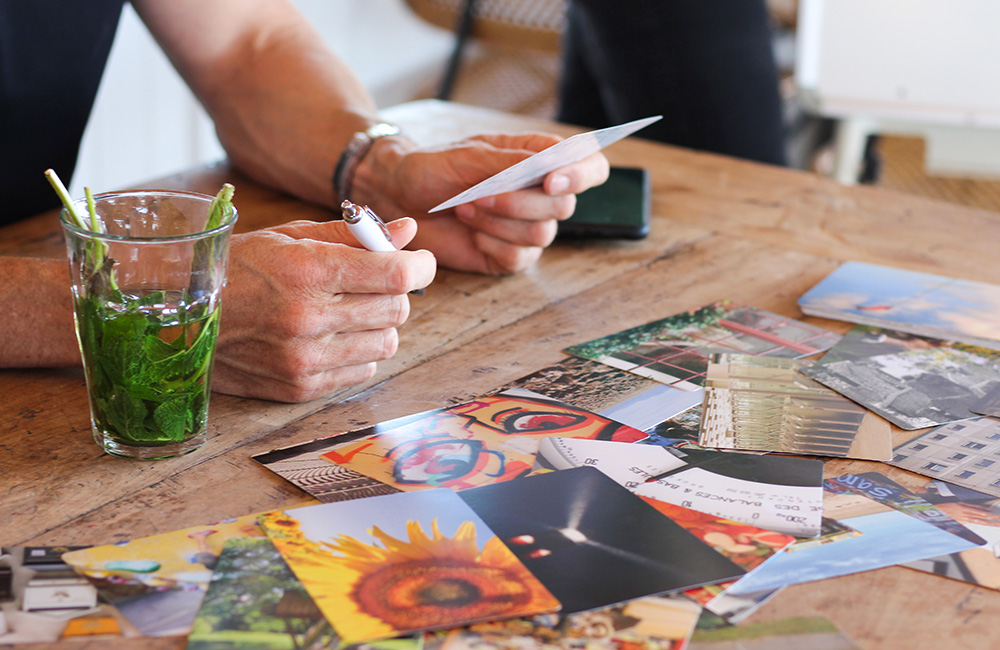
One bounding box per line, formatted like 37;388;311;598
71;0;453;197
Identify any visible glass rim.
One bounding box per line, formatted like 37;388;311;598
58;189;238;242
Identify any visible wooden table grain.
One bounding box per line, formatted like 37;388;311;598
4;100;1000;650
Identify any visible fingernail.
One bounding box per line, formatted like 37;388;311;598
548;174;570;194
455;203;475;220
386;217;411;231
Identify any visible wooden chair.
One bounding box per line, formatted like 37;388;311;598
402;0;567;112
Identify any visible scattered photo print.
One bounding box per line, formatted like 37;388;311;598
62;515;266;637
499;355;702;434
699;354;891;460
255;390;646;499
186;537;337;649
798;260;1000;350
692;587;784;627
458;467;745;614
813;324;949;366
971;384;1000;418
640;404;704;446
563;302;840;391
638;498;793;619
723;478;981;596
640;499;794;573
435;594;701;650
0;546;138;644
261;489;560;645
901;480;1000;591
789;518;863;552
804;345;1000;430
889;417;1000;499
824;472;984;545
689;616;860;650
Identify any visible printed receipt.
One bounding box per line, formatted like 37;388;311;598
535;436;823;538
634;468;823;538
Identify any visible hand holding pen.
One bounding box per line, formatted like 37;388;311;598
342;200;427;295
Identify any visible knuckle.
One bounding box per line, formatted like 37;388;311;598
273;302;320;338
553;194;577;220
529;219;558;247
271;347;319;381
376;328;400;360
385;258;416;295
489;247;541;275
387;295;411;327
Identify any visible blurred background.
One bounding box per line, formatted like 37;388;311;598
73;0;1000;213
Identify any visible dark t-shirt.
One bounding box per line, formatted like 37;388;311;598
0;0;125;224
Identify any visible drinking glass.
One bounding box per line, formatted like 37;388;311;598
60;190;236;459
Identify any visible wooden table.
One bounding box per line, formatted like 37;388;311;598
4;100;1000;649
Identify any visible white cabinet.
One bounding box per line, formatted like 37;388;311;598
795;0;1000;182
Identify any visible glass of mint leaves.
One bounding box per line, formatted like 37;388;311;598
48;170;237;459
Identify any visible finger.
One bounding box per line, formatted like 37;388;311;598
463;135;609;197
214;359;378;403
285;237;435;295
214;327;399;403
472;230;544;275
271;217;414;250
438;134;563;193
272;293;411;341
458;188;578;224
272;220;435;294
326;247;436;295
465;131;563;153
287;327;401;375
543;152;611;196
269;218;355;243
456;208;560;248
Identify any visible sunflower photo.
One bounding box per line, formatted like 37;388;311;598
260;489;560;646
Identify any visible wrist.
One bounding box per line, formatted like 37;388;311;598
348;132;415;208
333;123;412;204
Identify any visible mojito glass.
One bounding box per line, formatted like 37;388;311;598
60;190;236;459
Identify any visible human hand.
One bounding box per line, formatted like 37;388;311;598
212;217;435;402
354;133;610;275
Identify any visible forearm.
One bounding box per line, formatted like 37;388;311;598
134;0;383;208
0;258;81;367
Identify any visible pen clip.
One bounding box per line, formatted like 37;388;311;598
342;200;391;242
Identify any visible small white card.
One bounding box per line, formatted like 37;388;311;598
429;115;662;212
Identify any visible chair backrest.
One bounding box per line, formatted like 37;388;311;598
403;0;567;52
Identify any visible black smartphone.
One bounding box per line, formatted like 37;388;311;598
557;166;650;239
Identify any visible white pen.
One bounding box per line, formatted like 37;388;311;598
341;199;425;295
341;199;396;252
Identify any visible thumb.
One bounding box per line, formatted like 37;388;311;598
266;216;419;250
268;219;355;244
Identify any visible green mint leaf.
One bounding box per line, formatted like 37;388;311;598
103;390;148;440
153;398;191;441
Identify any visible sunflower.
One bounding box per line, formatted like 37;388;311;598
269;516;558;644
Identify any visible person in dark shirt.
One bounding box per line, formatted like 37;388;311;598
559;0;787;166
0;0;608;403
